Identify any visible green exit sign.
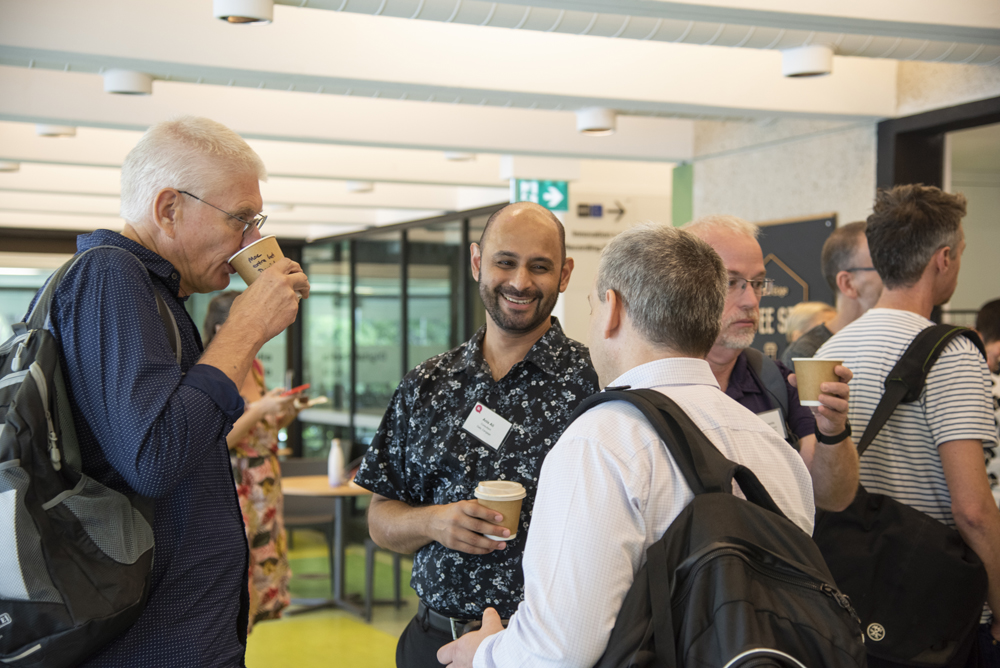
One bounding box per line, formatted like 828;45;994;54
512;179;568;211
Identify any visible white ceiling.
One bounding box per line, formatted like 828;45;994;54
0;0;998;240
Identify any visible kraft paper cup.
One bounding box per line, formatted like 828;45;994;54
228;235;283;285
792;358;842;406
475;480;526;541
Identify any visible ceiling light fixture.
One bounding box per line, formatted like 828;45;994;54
346;181;374;193
0;161;20;173
781;45;834;77
576;107;616;136
213;0;273;24
35;124;77;138
103;69;154;95
444;152;476;161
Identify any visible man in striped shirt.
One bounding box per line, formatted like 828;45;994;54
817;184;1000;655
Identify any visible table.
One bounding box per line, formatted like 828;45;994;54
282;476;371;616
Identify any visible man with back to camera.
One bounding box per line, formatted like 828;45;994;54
354;201;600;668
780;221;883;367
817;185;1000;661
41;117;309;666
682;215;859;511
436;223;854;668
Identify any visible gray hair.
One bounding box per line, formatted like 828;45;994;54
120;116;267;224
682;214;760;240
597;223;726;357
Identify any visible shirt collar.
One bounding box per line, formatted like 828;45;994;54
608;356;720;391
77;230;184;298
725;351;763;400
450;317;572;378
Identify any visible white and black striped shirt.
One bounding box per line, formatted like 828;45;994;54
817;308;996;526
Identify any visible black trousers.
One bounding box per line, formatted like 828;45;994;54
396;613;455;668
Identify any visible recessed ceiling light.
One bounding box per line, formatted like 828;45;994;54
346;181;374;193
103;69;153;95
781;45;834;77
444;152;476;161
576;108;616;136
213;0;273;24
0;161;20;172
35;124;77;138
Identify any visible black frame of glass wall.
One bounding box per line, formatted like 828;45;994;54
295;203;504;462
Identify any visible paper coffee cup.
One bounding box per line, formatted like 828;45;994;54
792;358;842;406
228;235;283;285
475;480;526;541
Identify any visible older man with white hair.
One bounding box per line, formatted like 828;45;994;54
684;215;858;512
40;116;308;666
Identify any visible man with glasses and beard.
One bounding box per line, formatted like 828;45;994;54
355;202;599;668
684;215;858;511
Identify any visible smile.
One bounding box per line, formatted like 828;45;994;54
502;294;534;305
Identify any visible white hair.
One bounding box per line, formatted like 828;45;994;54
682;214;760;240
120;116;267;224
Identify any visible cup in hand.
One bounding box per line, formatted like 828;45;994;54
474;480;526;541
792;358;843;406
228;235;283;286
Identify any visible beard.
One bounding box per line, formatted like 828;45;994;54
717;307;759;350
480;282;558;335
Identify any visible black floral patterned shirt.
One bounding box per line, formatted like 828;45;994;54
354;318;599;619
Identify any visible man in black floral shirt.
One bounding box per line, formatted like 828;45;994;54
355;202;599;668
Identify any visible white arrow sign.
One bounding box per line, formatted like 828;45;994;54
542;185;564;209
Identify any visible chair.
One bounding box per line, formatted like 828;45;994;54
364;538;404;622
281;458;334;554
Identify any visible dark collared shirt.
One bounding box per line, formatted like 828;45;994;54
355;319;599;619
779;323;833;368
726;350;815;441
44;230;248;668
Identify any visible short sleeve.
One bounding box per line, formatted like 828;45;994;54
924;338;996;448
353;382;415;503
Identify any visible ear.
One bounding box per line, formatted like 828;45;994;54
932;245;952;274
601;289;623;340
558;257;575;293
153;188;181;239
470;242;482;282
835;270;858;299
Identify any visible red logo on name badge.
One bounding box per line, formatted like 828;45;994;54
475;405;483;413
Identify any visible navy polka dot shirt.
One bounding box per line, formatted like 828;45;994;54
44;230;249;667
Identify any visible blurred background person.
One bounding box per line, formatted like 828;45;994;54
781;221;883;367
975;298;1000;506
204;291;304;632
784;301;835;345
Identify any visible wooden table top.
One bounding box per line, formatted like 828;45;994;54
282;475;372;497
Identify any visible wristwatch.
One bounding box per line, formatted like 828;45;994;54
815;421;851;445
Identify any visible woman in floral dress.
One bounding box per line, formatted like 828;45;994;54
205;292;302;631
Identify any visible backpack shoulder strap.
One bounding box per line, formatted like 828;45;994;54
857;324;986;456
570;388;786;517
26;246;181;364
744;347;790;417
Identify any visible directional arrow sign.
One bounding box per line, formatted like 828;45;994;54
512;179;569;211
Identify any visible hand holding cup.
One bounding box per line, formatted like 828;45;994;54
790;359;852;440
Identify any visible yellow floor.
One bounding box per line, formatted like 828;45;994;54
245;532;418;668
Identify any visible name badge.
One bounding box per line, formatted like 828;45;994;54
757;408;788;439
462;402;513;451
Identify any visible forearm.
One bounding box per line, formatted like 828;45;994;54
367;495;438;554
802;434;860;511
226;401;264;448
954;502;1000;617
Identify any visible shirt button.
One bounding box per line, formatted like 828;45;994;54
171;272;178;280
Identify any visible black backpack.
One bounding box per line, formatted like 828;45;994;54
0;247;180;667
812;325;989;667
578;388;867;668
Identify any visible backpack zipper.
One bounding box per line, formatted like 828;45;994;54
676;545;862;626
9;330;34;372
28;361;61;471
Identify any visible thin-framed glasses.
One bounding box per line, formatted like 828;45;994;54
178;190;266;236
844;267;878;273
728;277;776;297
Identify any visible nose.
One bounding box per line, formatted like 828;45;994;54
240;225;262;249
738;283;761;309
508;265;533;293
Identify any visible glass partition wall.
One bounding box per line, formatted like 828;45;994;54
297;204;501;460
